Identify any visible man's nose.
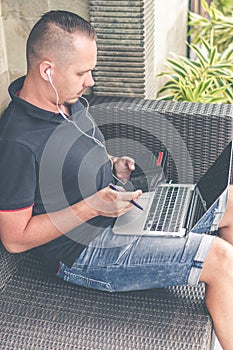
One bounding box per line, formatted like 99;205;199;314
84;71;95;88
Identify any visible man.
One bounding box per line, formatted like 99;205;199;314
0;10;233;349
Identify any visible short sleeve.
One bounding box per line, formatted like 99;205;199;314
0;140;36;210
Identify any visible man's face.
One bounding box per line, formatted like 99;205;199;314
53;35;97;105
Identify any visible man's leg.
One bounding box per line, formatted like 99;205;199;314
200;237;233;350
199;186;233;350
57;186;233;348
218;185;233;244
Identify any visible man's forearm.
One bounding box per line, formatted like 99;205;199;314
0;199;98;253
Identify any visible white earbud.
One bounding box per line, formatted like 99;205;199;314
46;68;52;82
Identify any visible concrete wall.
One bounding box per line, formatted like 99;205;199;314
0;0;89;114
0;0;10;113
154;0;188;94
0;0;188;113
2;0;89;83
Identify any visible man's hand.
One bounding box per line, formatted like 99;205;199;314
111;156;135;183
0;184;142;253
85;185;142;217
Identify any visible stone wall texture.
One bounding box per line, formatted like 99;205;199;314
0;0;188;113
0;0;89;114
0;1;10;113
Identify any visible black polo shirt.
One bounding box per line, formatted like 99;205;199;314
0;76;115;272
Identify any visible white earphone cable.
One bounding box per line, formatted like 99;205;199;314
47;71;125;185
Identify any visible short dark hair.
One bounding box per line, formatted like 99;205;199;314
26;10;96;70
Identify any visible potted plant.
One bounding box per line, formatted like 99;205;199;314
157;0;233;104
189;0;233;52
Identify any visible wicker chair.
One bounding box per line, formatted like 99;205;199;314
0;96;232;349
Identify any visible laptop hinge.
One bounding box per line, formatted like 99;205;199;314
184;189;196;231
185;187;207;231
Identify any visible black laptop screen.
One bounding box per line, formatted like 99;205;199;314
196;141;232;210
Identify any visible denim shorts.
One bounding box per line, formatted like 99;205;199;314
57;198;225;292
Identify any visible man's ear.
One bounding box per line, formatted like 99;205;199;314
40;61;53;81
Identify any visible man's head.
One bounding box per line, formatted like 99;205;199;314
26;10;96;71
25;10;97;106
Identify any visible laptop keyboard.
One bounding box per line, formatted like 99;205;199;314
143;186;190;232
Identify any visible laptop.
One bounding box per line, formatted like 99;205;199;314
113;141;232;237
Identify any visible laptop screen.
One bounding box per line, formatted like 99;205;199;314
195;141;232;211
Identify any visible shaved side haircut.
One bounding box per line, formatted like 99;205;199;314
26;10;96;71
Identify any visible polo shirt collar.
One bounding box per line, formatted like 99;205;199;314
9;76;84;123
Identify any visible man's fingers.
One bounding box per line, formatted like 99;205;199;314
121;156;135;170
132;189;143;200
117;189;142;202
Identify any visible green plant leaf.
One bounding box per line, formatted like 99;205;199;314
188;1;233;52
156;94;175;101
181;57;202;69
210;46;218;65
189;44;208;67
158;84;181;95
208;97;228;103
166;58;189;73
209;62;233;70
156;72;171;77
164;64;186;79
222;47;233;60
201;0;211;13
195;80;213;95
225;87;233;101
201;37;212;55
208;69;232;77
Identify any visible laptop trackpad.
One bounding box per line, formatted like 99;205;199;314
113;194;152;234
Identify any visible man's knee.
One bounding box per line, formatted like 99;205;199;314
226;185;233;211
200;237;233;284
219;185;233;228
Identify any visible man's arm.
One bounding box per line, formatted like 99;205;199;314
0;186;142;254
